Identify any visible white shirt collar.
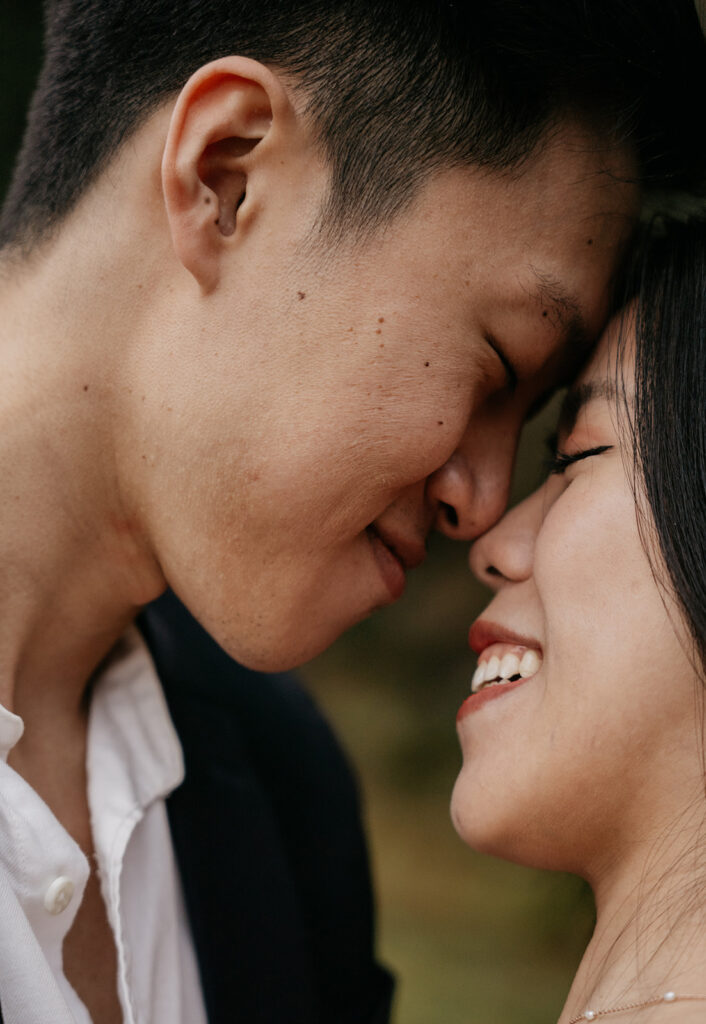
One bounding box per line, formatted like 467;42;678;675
0;625;183;804
87;625;184;818
0;626;205;1024
0;702;24;763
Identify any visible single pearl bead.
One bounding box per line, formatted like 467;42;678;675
663;992;676;1003
584;1013;596;1021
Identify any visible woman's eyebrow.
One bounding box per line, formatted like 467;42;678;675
558;379;617;436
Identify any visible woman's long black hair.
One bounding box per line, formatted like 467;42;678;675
622;218;706;673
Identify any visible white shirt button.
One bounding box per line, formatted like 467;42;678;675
43;876;75;915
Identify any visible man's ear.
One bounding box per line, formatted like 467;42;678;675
162;56;294;292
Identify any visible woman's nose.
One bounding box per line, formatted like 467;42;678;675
469;485;546;589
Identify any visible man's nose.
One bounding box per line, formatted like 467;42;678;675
425;421;516;542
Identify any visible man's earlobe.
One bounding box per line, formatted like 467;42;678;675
162;57;289;292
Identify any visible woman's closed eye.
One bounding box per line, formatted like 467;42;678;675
544;433;614;476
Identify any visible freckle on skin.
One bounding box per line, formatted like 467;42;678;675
83;385;89;392
587;238;593;245
424;361;430;367
437;421;444;426
542;310;548;317
379;343;384;349
375;328;381;334
378;317;384;323
298;291;306;300
204;196;211;204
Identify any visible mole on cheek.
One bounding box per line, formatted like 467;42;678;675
297;291;306;300
424;361;430;367
587;238;593;246
542;310;548;318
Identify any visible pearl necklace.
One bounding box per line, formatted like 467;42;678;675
568;991;706;1023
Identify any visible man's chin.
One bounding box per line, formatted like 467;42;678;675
174;574;382;672
206;619;345;674
217;605;380;673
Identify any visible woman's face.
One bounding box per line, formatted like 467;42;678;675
452;325;703;879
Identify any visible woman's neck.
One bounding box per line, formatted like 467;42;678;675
559;811;706;1024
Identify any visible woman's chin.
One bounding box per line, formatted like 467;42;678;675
450;774;518;859
450;772;578;872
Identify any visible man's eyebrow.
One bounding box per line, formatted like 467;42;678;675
558;380;618;436
528;267;591;366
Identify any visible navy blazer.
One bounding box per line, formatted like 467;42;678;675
138;592;394;1024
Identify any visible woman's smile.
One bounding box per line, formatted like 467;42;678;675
457;633;543;721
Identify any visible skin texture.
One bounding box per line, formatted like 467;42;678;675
0;58;637;1020
453;327;706;1022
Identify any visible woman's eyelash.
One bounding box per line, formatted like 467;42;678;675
543;434;613;475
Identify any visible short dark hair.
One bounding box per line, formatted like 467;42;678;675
618;218;706;676
2;0;706;252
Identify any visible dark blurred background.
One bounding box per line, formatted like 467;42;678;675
3;5;703;1022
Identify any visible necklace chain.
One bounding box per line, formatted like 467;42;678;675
568;991;706;1023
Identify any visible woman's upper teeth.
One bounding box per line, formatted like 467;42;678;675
471;645;542;693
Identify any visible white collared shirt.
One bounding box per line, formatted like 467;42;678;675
0;629;208;1024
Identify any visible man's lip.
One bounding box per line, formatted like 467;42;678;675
369;524;426;571
468;619;542;656
367;526;406;600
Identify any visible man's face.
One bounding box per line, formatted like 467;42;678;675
123;122;637;670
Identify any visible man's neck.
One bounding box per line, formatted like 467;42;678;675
0;232;166;742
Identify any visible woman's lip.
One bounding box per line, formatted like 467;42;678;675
368;528;406;600
456;676;530;722
468;619;542;656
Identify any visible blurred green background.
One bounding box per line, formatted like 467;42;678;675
10;4;703;1021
